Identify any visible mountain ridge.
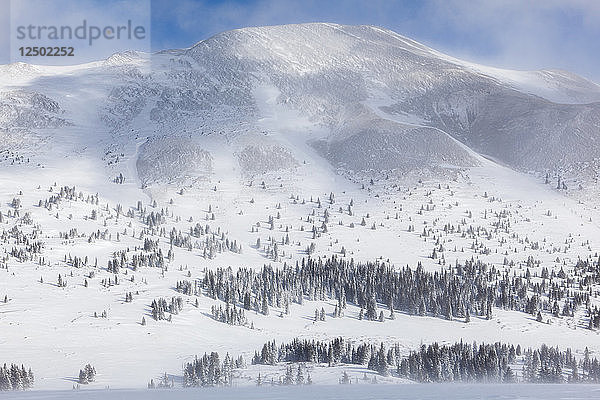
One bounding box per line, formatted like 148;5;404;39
1;22;600;192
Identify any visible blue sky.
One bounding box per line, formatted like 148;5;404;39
150;0;600;83
1;0;599;83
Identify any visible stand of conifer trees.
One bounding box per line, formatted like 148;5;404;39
0;364;34;390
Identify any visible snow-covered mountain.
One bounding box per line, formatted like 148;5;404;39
3;24;600;393
2;23;600;189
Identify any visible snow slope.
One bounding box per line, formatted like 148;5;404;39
2;23;600;189
1;23;600;393
3;384;600;400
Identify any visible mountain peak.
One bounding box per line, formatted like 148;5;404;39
2;23;600;191
189;22;441;62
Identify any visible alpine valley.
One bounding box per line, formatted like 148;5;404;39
2;23;600;395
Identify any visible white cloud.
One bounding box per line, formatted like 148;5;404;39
0;0;10;63
419;0;600;82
